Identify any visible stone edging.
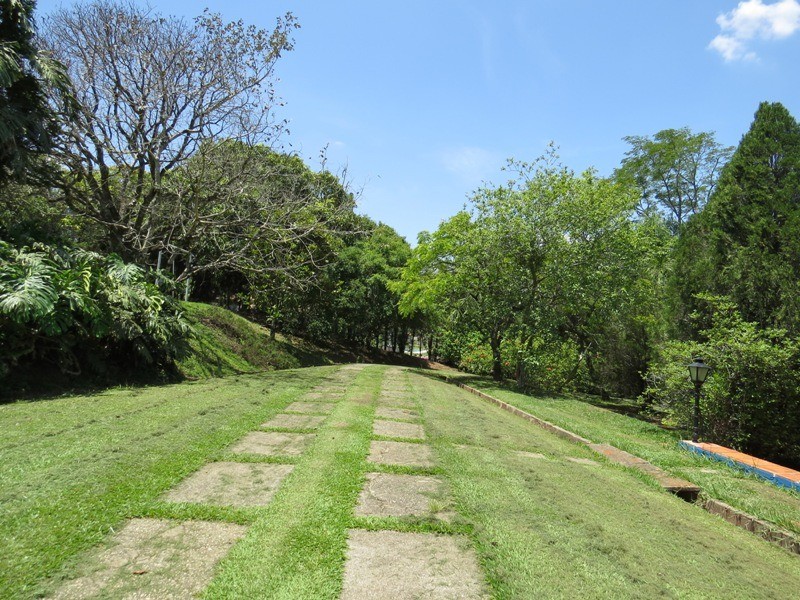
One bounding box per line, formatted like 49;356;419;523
704;499;800;555
452;381;591;445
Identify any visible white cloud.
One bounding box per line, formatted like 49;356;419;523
440;146;498;182
709;0;800;61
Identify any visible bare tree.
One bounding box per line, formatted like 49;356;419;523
42;0;354;283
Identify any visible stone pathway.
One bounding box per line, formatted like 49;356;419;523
229;431;314;456
345;367;487;599
373;419;425;440
355;473;452;520
285;401;335;414
51;519;246;600
50;365;488;599
341;530;487;599
163;461;294;506
368;440;435;468
375;406;419;421
261;413;325;429
50;367;352;598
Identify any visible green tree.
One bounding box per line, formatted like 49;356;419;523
532;174;661;395
399;151;582;381
677;102;800;334
0;0;71;184
329;221;411;348
616;128;732;232
401;149;666;389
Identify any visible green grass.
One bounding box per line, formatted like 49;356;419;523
433;370;800;536
0;367;335;599
409;370;800;598
201;368;381;598
3;365;800;599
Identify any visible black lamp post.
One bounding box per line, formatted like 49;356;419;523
687;357;711;443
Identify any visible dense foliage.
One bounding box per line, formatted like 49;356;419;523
675;102;800;335
398;150;663;395
0;242;189;389
643;297;800;467
0;0;71;183
397;105;800;465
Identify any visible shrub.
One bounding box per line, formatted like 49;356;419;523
518;337;585;393
0;242;191;389
457;332;494;376
642;296;800;466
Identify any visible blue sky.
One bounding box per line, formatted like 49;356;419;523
37;0;800;244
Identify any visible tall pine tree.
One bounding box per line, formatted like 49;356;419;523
676;102;800;334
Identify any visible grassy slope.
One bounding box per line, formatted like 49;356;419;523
178;302;424;380
438;371;800;536
177;302;341;378
412;371;800;598
2;365;799;598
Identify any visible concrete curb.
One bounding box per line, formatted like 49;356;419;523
453;382;592;445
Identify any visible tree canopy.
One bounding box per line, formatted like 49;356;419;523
675;102;800;334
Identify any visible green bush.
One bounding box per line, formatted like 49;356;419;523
457;332;494;376
643;296;800;466
518;337;585;393
436;328;464;366
0;242;190;389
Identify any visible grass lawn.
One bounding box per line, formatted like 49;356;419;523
0;367;334;598
437;371;800;536
2;365;799;599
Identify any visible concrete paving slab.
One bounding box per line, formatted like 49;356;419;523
229;431;314;456
373;419;425;440
375;406;419;421
314;385;347;392
304;391;338;400
51;518;246;599
285;401;335;414
163;462;293;507
355;473;450;519
341;530;487;599
261;414;325;430
368;441;434;468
